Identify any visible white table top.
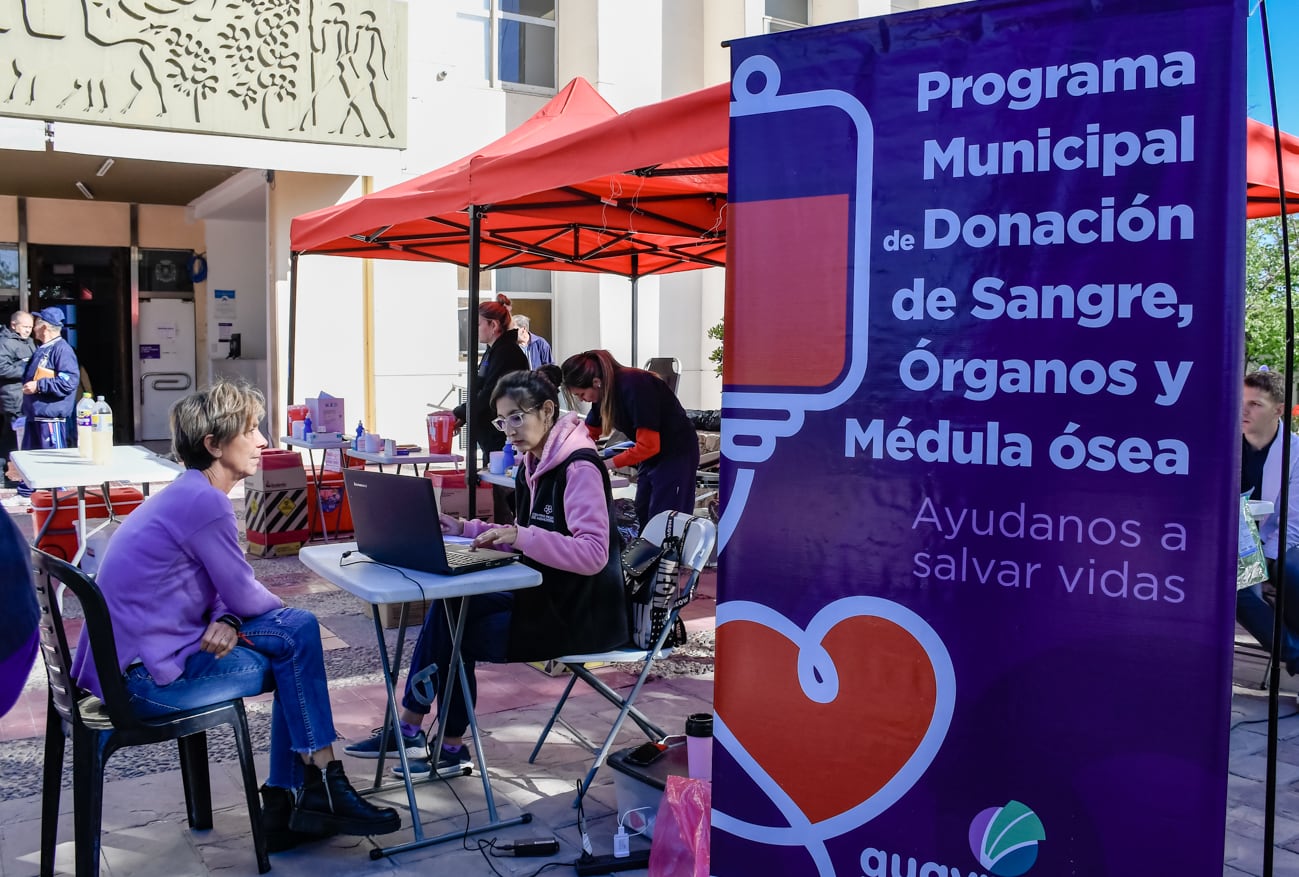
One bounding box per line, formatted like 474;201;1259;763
344;449;463;466
299;542;542;604
10;446;185;490
477;469;630;488
280;435;352;450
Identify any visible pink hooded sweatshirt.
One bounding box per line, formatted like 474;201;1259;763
462;411;609;573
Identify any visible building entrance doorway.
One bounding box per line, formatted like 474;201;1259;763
27;244;131;444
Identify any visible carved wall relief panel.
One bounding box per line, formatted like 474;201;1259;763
0;0;407;147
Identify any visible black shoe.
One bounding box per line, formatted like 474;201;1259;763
260;784;336;852
290;761;402;836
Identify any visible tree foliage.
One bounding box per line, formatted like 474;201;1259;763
707;320;724;377
1246;215;1299;371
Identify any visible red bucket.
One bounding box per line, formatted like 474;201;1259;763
427;411;456;454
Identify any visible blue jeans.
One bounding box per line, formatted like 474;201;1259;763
401;592;512;738
1237;552;1299;674
125;607;338;789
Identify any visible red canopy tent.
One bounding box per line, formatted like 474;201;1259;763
1248;118;1299;218
288;79;728;509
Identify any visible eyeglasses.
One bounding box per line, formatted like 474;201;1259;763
491;408;535;432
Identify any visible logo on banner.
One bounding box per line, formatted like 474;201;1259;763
713;597;955;873
969;801;1046;876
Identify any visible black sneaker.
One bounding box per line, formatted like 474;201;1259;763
343;726;427;760
391;743;472;778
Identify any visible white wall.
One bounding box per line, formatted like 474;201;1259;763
204;218;268;360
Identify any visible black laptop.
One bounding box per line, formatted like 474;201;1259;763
343;469;519;575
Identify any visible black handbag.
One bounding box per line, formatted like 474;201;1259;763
621;512;693;649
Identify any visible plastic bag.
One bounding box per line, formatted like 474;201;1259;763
648;775;711;877
1238;492;1268;590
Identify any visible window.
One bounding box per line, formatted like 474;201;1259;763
496;266;551;295
0;245;18;298
499;1;556;90
765;0;807;32
453;0;556;92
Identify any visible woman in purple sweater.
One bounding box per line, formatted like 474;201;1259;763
346;369;627;773
70;381;399;850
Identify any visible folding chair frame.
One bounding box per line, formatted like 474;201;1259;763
527;512;716;804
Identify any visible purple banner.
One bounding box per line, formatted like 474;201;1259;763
715;0;1245;875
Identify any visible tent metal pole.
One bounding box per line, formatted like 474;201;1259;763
287;252;299;413
466;207;482;518
630;253;639;367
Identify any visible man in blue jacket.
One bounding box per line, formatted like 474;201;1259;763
5;308;79;506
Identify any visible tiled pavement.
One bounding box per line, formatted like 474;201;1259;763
6;491;1299;875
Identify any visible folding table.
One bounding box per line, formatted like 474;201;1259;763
9;446;184;566
299;541;543;859
343;448;462;476
280;434;351;541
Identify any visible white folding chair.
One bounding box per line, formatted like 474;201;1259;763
528;511;717;801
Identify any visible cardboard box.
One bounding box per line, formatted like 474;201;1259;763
365;599;435;629
425;469;493;520
528;659;607;677
246;449;307;492
246;487;311;555
306;394;346;434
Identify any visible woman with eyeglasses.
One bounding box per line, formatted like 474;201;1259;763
344;369;627;775
561;349;699;531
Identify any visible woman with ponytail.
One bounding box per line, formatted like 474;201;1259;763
560;349;699;531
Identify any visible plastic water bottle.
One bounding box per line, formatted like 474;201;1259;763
355;420;365;450
75;393;95;459
92;396;113;466
502;441;516;471
303;414;313;441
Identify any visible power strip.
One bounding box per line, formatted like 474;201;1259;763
574;850;651;875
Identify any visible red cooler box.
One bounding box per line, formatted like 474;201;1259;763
32;486;145;561
307;470;355;537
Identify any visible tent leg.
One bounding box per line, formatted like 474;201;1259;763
630;254;639;367
287;252;299;412
466;207;482;519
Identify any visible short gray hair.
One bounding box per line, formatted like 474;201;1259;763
9;311;30;327
170;380;265;470
512;314;531;331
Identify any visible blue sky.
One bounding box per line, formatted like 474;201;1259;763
1248;0;1299;133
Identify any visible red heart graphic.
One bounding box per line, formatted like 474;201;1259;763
716;615;938;824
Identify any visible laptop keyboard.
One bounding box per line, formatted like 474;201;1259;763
446;551;483;567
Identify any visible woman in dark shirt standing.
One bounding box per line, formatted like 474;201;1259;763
454;294;530;465
561;349;699;531
454;295;530;520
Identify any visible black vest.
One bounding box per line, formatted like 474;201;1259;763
507;448;629;661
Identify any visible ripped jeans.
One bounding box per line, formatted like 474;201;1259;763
124;607;339;789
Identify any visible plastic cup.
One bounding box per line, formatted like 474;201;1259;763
427;412;455;454
364;433;383;453
685;713;713;781
488;451;506;475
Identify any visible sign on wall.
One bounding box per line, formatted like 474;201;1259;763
0;0;406;147
715;0;1245;874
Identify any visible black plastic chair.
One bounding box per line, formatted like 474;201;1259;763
644;356;681;395
32;549;270;877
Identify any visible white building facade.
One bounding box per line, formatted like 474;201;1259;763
0;0;932;445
